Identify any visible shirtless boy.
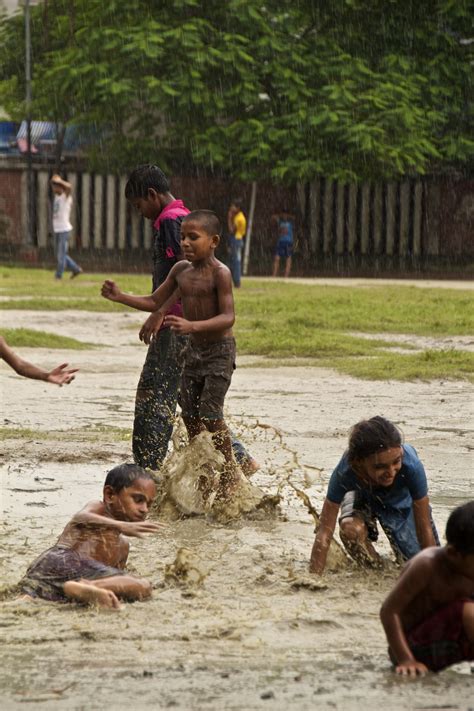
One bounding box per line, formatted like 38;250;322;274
20;464;161;608
102;210;239;500
380;501;474;675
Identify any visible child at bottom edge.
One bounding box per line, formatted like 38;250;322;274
20;463;162;609
380;500;474;675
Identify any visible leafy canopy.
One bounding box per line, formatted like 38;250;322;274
0;0;472;180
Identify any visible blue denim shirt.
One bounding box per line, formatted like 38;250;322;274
327;443;428;510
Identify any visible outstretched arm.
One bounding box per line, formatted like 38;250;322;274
164;267;235;335
380;557;431;676
0;336;77;385
309;498;339;574
71;501;165;538
101;268;180;313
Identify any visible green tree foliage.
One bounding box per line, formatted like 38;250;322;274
0;0;472;180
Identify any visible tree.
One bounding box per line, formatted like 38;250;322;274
0;0;472;180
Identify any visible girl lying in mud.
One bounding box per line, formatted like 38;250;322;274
19;464;162;609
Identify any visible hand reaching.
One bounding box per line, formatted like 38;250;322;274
139;312;165;344
119;521;167;539
46;363;78;386
395;661;429;677
163;315;194;334
101;280;122;302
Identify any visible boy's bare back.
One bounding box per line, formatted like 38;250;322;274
394;547;474;630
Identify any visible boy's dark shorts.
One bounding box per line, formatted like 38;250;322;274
339;490;439;561
339;490;379;541
20;546;125;602
275;239;293;259
389;599;474;672
180;337;236;420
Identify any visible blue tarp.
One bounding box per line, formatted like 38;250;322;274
0;121;19;152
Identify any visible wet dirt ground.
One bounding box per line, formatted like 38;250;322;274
1;309;473;710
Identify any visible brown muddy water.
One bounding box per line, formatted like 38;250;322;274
1;310;473;710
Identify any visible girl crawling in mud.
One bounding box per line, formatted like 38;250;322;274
20;464;161;609
309;416;439;574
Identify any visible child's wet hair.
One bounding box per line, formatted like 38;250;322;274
104;463;154;492
347;416;403;463
125;164;170;199
231;197;243;210
183;209;221;237
446;501;474;555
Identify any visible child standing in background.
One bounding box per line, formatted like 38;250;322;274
227;198;246;288
272;210;295;278
51;174;82;280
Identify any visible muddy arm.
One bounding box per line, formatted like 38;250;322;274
309;498;339;574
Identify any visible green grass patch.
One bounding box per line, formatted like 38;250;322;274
237;327;413;358
0;297;129;311
241;349;474;382
1;267;473;336
1;267;473;382
2;328;93;350
324;349;474;382
0;266;148;311
236;280;474;337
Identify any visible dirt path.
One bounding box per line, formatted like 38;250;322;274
1;310;473;711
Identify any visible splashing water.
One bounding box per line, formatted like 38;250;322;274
152;417;348;570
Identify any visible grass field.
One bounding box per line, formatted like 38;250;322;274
1;266;473;381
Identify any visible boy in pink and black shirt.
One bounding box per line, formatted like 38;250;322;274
125;165;190;470
124;164;255;474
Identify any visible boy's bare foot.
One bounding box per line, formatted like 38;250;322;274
63;580;122;609
240;457;259;477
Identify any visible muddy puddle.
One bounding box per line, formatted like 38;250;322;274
1;310;473;710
